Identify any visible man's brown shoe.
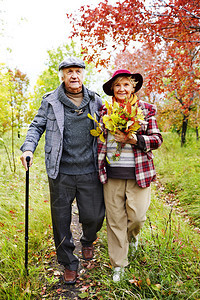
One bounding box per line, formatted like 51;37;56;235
63;268;77;284
82;245;94;260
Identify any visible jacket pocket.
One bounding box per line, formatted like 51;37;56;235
47;114;56;131
45;144;52;153
45;144;52;169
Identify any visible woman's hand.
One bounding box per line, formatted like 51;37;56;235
114;129;128;143
114;130;137;145
127;134;137;145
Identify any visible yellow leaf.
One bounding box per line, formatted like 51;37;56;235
107;108;112;115
113;101;119;110
102;115;109;123
130;122;141;132
104;121;114;131
96;127;102;134
105;101;110;109
90;129;100;137
99;133;105;143
103;115;115;131
106;156;110;164
126;120;134;129
87;113;94;120
88;112;100;125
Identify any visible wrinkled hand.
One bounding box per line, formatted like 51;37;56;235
114;129;128;143
114;129;137;145
128;134;137;145
20;151;33;171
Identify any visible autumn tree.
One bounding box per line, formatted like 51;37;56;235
66;0;200;144
67;0;199;64
0;64;10;134
0;65;29;172
114;41;199;143
8;68;30;137
113;44;165;103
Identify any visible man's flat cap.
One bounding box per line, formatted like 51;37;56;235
59;57;85;70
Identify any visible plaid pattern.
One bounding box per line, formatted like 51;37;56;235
97;100;163;188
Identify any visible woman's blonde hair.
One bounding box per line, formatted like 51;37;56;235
111;76;138;91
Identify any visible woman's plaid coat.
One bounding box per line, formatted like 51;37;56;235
97;100;163;188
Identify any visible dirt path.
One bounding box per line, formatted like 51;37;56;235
154;178;200;234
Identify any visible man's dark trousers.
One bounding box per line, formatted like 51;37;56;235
48;172;105;271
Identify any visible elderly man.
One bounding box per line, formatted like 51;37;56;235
20;57;105;284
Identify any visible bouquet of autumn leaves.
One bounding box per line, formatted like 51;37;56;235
88;96;146;160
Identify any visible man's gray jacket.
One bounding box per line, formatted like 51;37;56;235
20;85;102;179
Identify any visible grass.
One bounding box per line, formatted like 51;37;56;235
0;133;53;299
153;131;200;227
86;187;200;299
0;131;199;299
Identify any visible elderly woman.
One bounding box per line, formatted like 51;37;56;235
98;69;163;282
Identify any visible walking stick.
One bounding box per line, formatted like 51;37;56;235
25;156;30;275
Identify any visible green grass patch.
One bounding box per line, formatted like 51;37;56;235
0;133;53;299
153;132;200;227
85;189;200;299
0;131;199;299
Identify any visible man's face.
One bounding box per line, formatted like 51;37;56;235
62;67;84;93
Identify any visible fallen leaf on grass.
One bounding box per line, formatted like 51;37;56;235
86;261;96;269
78;292;89;299
146;278;151;286
24;286;30;294
80;285;90;292
152;284;162;291
53;270;61;276
176;280;183;287
40;287;46;295
45;251;56;258
103;263;112;269
129;276;142;288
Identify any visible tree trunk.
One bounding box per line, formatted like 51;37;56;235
11;104;16;173
181;116;188;146
196;126;199;141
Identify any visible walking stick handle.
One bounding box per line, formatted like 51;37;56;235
26;156;30;168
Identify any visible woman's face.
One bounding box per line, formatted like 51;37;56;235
113;77;134;102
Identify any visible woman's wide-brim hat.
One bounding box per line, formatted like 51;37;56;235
103;69;143;96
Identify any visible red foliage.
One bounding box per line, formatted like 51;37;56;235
66;0;200;139
66;0;200;65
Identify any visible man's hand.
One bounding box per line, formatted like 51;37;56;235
20;151;33;171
